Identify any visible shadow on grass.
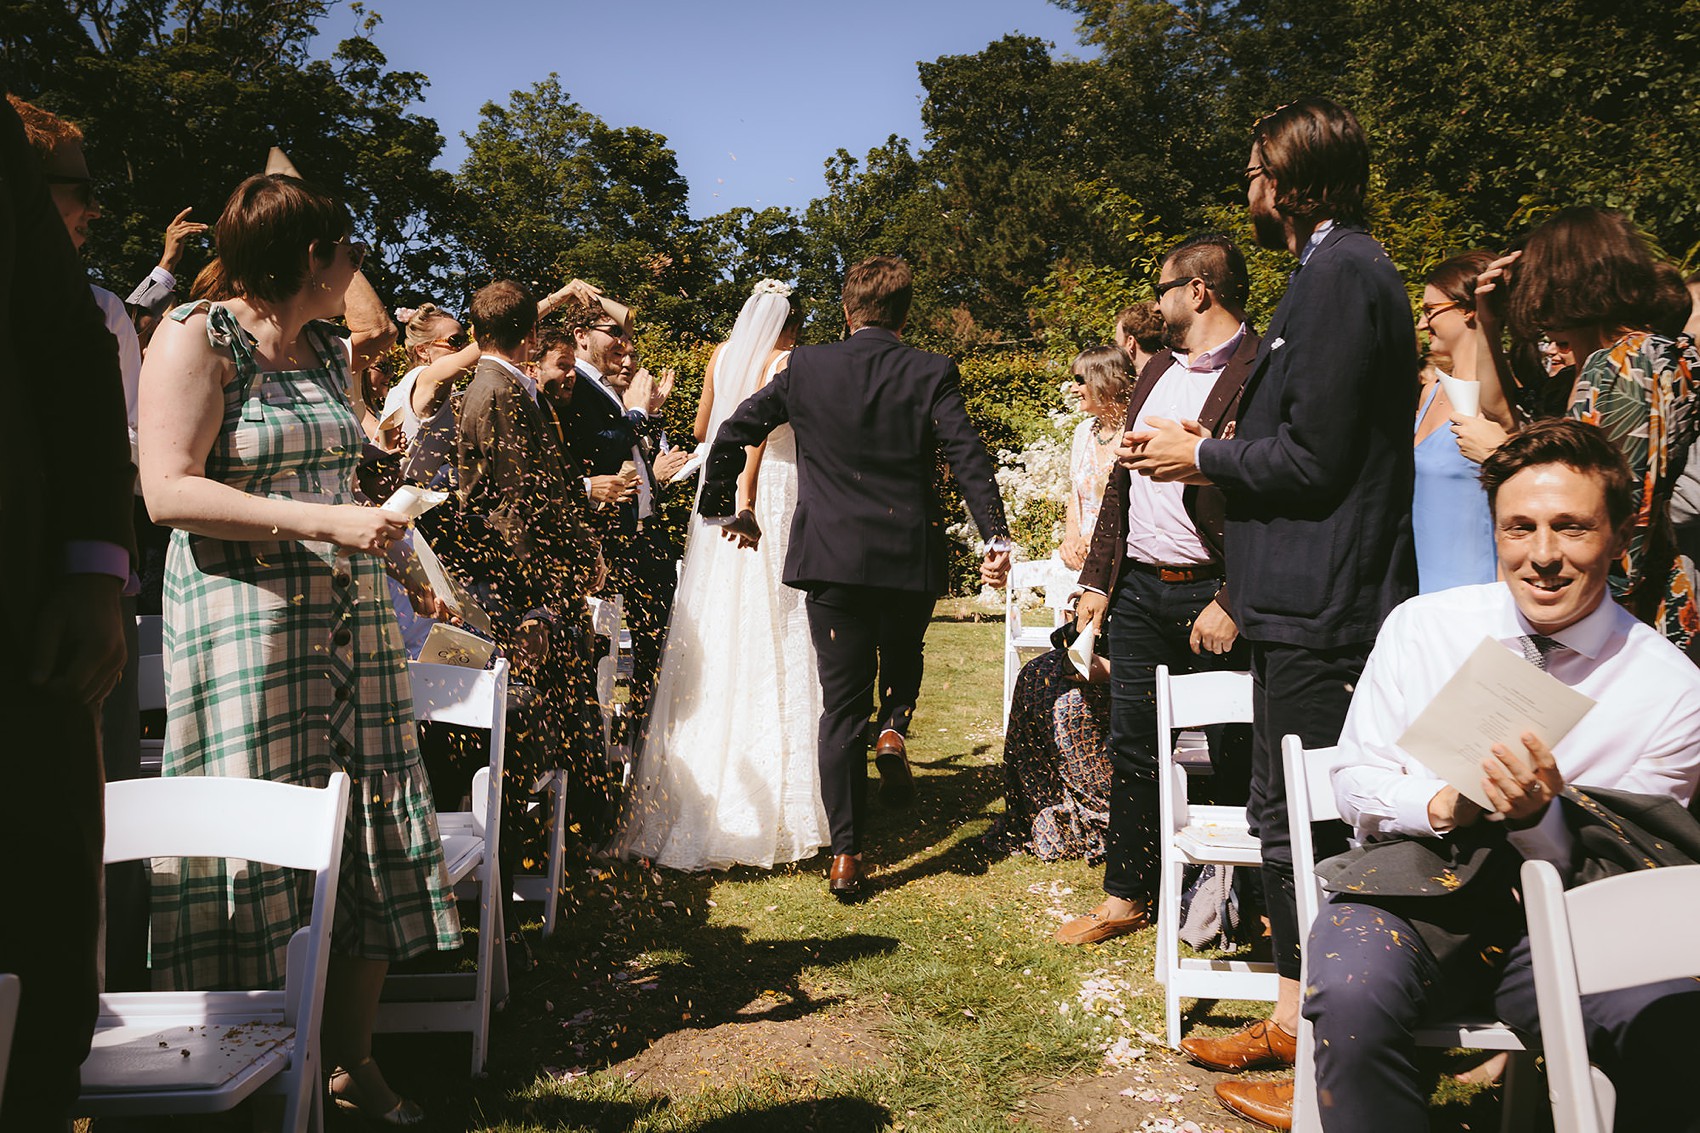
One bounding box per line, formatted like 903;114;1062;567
687;1095;890;1131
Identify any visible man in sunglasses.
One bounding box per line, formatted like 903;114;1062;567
561;297;691;751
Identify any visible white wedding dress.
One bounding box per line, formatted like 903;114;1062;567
613;357;829;870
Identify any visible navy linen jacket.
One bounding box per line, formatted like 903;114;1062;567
1196;225;1418;648
699;327;1008;595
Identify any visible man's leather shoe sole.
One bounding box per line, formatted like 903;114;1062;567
1053;903;1150;945
874;731;915;807
1215;1078;1293;1130
1179;1018;1296;1071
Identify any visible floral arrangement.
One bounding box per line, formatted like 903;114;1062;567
752;278;793;298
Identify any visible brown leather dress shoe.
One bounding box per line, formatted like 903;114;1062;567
873;729;915;807
1214;1077;1293;1130
1179;1018;1297;1071
1053;900;1151;945
828;853;864;901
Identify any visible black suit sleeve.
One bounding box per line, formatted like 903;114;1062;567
1197;253;1381;502
697;366;790;519
931;362;1007;541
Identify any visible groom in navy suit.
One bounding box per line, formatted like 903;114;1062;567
699;256;1012;899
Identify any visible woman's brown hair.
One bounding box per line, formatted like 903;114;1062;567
1071;345;1132;411
1507;206;1658;341
1424;250;1497;308
216;173;351;305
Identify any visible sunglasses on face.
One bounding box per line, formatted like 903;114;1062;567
590;323;629;341
1420;300;1462;320
331;236;368;271
433;333;469;350
46;174;98;208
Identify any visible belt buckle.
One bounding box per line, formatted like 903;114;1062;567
1158;566;1191;583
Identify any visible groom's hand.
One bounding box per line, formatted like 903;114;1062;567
720;508;762;550
981;548;1011;588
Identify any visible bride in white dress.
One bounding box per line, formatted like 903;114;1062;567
613;280;829;870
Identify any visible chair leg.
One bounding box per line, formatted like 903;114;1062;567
1292;1011;1324;1133
1499;1048;1545;1133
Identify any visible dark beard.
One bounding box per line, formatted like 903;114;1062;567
1252;208;1287;252
1161;316;1190;353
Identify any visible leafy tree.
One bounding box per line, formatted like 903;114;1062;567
2;0;456;300
452;76;711;337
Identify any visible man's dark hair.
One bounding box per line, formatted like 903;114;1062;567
1115;304;1164;354
1251;97;1370;227
217;173;351;305
1647;261;1692;338
1479;418;1634;531
468;279;536;353
842;255;912;331
1162;233;1250;311
1507;206;1658;341
535;327;576;361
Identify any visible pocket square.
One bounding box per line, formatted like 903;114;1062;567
1271;337;1285;350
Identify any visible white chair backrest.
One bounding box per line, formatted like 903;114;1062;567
408;658;508;731
1160;668;1254;731
104;774;349;871
0;972;18;1108
1285;735;1346;826
1528;859;1700;996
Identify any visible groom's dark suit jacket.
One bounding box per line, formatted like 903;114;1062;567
699;326;1008;594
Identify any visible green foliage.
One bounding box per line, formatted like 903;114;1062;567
3;0;455;300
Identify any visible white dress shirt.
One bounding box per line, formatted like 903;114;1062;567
1124;324;1245;565
1334;582;1700;843
91;284;142;472
575;358;653;518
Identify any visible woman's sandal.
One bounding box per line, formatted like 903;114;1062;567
328;1057;425;1127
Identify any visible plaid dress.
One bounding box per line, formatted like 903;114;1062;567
151;302;459;992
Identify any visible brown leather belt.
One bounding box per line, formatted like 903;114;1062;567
1123;557;1223;584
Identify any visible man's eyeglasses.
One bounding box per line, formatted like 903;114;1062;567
589;323;629;340
46;174;98;208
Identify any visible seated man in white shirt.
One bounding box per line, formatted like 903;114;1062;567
1295;419;1700;1133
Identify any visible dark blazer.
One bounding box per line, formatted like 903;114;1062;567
1078;329;1261;609
1196;225;1418;649
0;97;133;634
700;327;1008;594
563;360;661;542
453;357;598;620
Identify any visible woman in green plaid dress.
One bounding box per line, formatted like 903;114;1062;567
139;173;456;1124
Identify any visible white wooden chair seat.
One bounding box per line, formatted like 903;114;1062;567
75;774;350;1132
1154;667;1275;1048
378;661;509;1075
1284;736;1538;1133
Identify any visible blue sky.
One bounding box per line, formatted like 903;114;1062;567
311;0;1089;218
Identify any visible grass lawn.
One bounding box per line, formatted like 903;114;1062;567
372;613;1505;1132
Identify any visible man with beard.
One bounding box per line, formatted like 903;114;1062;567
1054;233;1260;946
1124;98;1417;1128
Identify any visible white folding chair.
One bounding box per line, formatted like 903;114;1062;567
1284;735;1538;1133
74;773;351;1133
377;659;509;1075
1152;666;1273;1048
1523;859;1700;1133
0;973;19;1112
1003;559;1072;727
136;615;165;777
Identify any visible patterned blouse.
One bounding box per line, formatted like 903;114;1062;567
1567;332;1700;649
1070;415;1118;541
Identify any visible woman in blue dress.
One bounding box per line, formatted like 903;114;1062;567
1412;251;1500;592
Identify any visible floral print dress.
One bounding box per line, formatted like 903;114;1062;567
1567;332;1700;649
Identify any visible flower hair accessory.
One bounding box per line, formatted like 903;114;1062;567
752;278;793;298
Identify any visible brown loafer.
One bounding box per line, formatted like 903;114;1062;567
1214;1077;1293;1130
828;853;864;901
873;729;915;807
1053;900;1151;945
1179;1018;1297;1071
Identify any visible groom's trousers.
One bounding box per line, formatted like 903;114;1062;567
805;584;936;855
